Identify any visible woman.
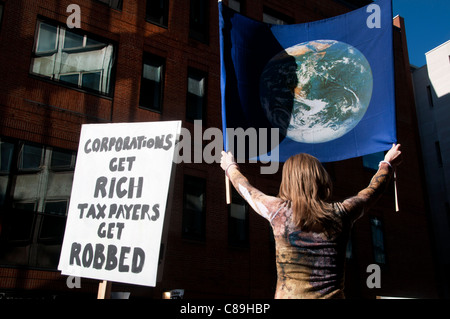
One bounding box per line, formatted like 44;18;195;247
220;144;402;299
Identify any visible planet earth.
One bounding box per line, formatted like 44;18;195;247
260;40;373;144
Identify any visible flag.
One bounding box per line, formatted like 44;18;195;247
219;0;396;163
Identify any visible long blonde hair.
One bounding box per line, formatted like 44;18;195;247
278;153;335;232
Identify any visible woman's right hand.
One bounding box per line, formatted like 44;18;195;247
220;151;237;172
384;143;402;167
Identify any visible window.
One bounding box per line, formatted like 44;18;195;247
435;141;443;167
363;151;385;170
186;68;207;121
19;144;44;171
0;140;14;206
0;138;76;269
426;85;434;107
0;3;4;27
189;0;209;43
346;237;353;259
370;217;386;264
30;20;116;96
146;0;169;27
139;53;165;112
39;200;68;243
51;148;75;170
95;0;123;10
228;0;243;12
263;7;292;25
182;175;206;241
228;188;249;247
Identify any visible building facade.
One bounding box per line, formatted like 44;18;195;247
0;0;439;299
412;40;450;298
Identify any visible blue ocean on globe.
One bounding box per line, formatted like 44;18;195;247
260;40;373;144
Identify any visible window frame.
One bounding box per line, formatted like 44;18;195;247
0;2;5;30
186;67;207;122
94;0;123;11
0;138;75;268
145;0;169;28
139;52;166;113
262;6;293;25
370;216;386;265
228;187;249;247
30;19;117;97
182;175;207;241
189;0;209;43
228;0;244;13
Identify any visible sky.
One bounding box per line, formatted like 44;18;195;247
392;0;450;67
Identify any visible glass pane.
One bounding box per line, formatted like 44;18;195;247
63;30;84;49
0;141;14;173
370;217;386;264
39;215;66;242
187;93;203;120
262;13;287;25
50;149;73;169
143;63;161;82
229;217;247;243
188;76;204;97
346;238;353;259
187;70;206;120
7;205;36;242
140;78;161;110
230;203;246;220
60;73;80;86
32;21;115;96
189;0;208;42
140;57;164;110
183;210;204;239
0;176;8;205
20;144;43;170
44;201;68;216
36;23;58;53
13;201;36;212
186;192;204;211
82;71;101;91
146;0;168;26
97;0;122;10
228;0;241;12
0;4;3;25
182;176;206;240
86;37;104;47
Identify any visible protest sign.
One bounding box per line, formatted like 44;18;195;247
58;121;181;287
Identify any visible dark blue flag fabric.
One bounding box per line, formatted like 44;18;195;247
219;0;396;163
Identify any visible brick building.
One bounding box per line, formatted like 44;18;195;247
0;0;440;299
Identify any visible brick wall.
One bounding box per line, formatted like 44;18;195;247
0;0;439;299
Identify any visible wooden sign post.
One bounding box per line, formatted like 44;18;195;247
97;280;112;299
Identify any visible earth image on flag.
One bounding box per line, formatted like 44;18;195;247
260;40;373;144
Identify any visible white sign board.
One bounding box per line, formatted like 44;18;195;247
58;121;181;287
